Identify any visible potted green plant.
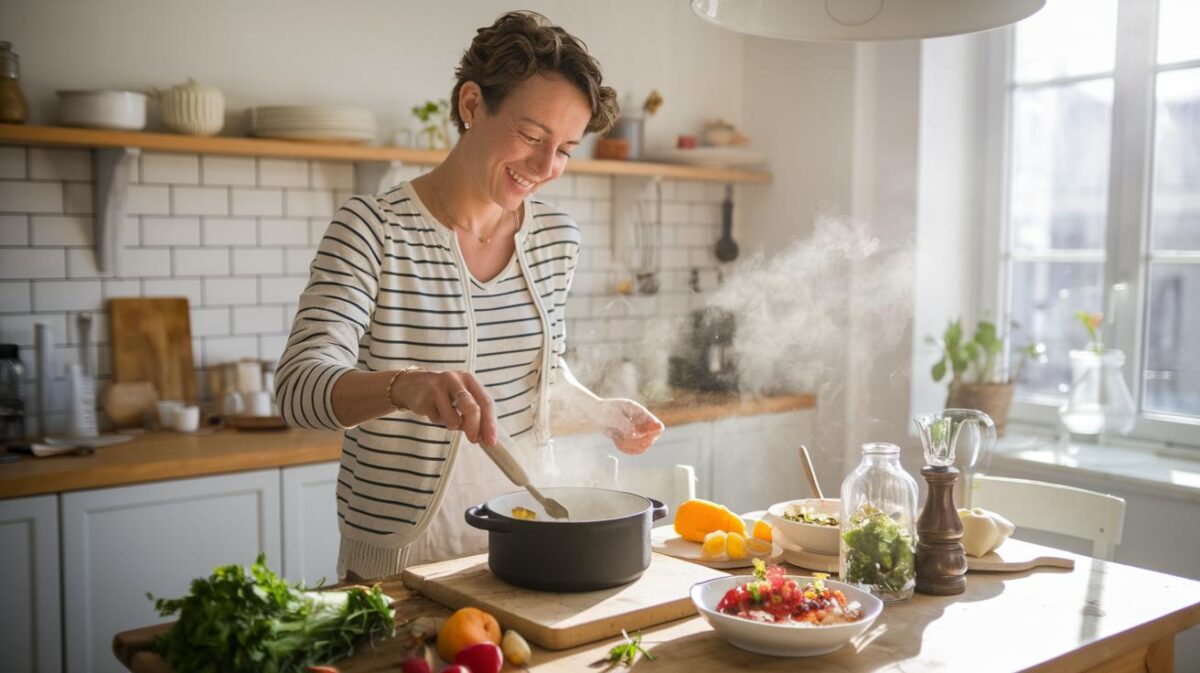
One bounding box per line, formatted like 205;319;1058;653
411;98;450;150
930;319;1035;437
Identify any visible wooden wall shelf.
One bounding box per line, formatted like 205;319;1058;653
0;125;771;184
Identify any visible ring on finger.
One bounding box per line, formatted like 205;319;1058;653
450;389;471;407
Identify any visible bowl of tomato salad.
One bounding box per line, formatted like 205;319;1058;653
690;560;883;657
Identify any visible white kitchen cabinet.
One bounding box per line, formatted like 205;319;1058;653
0;495;61;673
61;470;281;673
711;410;816;513
281;461;341;587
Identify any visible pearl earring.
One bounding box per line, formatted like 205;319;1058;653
464;122;471;130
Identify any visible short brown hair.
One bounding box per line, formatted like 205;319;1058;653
451;11;618;136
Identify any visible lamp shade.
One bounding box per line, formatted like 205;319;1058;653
690;0;1045;41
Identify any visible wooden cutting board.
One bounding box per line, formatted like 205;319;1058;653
402;552;728;651
967;537;1075;572
109;298;196;403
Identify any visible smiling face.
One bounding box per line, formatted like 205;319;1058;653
459;74;591;212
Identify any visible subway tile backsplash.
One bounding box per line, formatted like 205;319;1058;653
0;146;730;433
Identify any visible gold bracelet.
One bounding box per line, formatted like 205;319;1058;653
386;366;421;411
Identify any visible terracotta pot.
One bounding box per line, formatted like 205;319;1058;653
946;382;1014;438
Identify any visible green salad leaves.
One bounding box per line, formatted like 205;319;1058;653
842;505;915;595
149;554;394;673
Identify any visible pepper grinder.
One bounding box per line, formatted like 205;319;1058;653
912;409;995;595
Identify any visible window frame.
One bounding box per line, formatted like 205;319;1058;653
981;0;1200;448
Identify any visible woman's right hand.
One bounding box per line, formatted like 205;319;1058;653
390;369;497;446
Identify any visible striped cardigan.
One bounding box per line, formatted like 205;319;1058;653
275;181;578;576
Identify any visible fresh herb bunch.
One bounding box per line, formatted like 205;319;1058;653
607;629;654;667
149;554;394;673
841;505;915;595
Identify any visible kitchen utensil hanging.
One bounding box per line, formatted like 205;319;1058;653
715;183;739;262
634;179;662;295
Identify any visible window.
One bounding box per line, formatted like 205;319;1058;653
995;0;1200;445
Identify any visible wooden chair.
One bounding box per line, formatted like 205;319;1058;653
967;474;1126;560
603;455;697;526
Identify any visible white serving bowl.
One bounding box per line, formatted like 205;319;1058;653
57;90;147;130
690;574;882;657
766;498;841;555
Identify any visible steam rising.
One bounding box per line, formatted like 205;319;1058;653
710;214;914;397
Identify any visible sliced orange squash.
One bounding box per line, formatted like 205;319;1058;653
674;498;746;543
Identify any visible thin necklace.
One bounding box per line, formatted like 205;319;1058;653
431;178;509;245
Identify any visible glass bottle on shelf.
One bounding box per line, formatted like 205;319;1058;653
0;42;28;124
1058;349;1136;437
839;442;919;602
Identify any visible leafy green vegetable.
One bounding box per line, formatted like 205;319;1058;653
842;505;915;596
607;630;654;667
149;554;394;673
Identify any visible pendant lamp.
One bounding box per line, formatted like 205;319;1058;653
690;0;1045;41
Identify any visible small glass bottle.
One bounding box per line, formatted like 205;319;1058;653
0;42;28;124
1058;349;1136;437
0;343;26;441
839;442;919;602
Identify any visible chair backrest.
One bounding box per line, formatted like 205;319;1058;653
606;456;697;525
967;474;1126;560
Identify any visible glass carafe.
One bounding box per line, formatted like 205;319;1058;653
913;408;996;502
839;442;919;602
1058;349;1136;436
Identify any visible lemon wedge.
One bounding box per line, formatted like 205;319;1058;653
701;530;728;560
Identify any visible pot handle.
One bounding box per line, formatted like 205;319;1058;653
649;497;668;522
465;505;512;533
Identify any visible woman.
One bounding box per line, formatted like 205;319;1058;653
276;10;664;581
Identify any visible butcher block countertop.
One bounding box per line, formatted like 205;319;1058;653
0;391;814;499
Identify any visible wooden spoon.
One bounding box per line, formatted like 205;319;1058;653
799;444;823;499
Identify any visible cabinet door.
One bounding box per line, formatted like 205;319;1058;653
0;495;61;673
281;462;340;586
711;410;816;513
62;470;281;673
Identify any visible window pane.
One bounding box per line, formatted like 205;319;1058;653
1150;68;1200;251
1158;0;1200;65
1009;261;1105;398
1144;264;1200;417
1013;0;1116;84
1009;80;1113;252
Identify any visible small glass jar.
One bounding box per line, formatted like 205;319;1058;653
0;42;28;124
839;442;919;602
1058;349;1136;436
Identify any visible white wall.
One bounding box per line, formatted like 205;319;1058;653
0;0;746;154
738;37;923;487
911;34;990;420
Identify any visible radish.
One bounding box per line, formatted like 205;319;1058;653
453;641;504;673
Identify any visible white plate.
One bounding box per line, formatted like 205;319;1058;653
777;536;840;573
691;574;883;657
651;515;782;569
649;147;766;168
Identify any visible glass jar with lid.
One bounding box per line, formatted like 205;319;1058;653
839;442;919;602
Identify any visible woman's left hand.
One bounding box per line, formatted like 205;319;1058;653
600;398;664;455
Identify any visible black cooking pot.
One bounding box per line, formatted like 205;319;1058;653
465;487;668;592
